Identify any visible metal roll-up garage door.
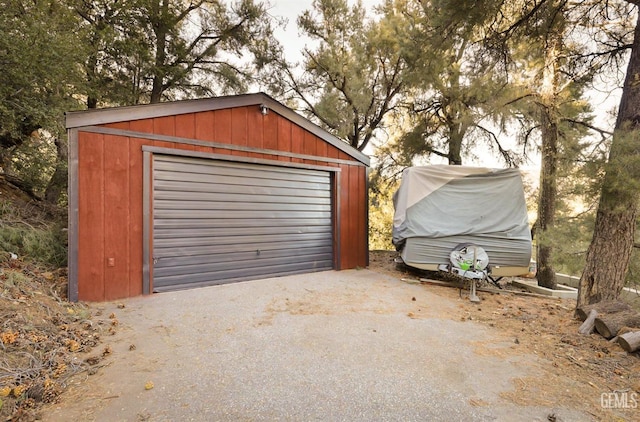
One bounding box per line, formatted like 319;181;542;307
151;155;334;292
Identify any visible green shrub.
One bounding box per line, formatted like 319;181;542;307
0;199;67;268
368;174;397;251
0;223;67;268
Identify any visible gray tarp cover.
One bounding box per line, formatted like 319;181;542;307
392;165;532;269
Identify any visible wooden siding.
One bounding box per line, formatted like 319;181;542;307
77;131;105;301
76;105;367;301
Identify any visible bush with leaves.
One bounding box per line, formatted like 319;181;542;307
368;171;398;251
0;200;67;269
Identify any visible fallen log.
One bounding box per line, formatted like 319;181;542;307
578;309;598;335
617;326;639;336
576;300;631;321
610;327;640;346
617;331;640;353
594;311;640;339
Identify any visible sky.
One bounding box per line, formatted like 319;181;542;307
268;1;314;63
268;0;382;63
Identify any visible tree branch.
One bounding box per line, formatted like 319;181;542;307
475;124;518;167
563;118;613;140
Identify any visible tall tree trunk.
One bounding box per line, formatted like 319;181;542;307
85;33;100;109
77;3;113;109
577;13;640;307
537;106;558;289
1;121;40;181
448;122;464;165
536;35;560;290
44;136;68;205
150;0;168;104
86;52;99;109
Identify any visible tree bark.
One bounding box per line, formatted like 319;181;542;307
86;48;99;109
594;311;640;339
44;137;68;205
536;33;560;290
0;120;41;184
577;13;640;307
150;0;169;104
446;70;465;165
447;121;463;165
617;330;640;353
575;300;631;321
536;105;558;290
76;2;114;109
578;309;597;335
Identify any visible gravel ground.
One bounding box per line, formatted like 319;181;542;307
43;269;592;421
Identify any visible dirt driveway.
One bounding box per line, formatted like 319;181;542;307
43;269;593;421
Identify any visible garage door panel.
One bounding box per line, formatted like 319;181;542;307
154;155;325;181
155;246;333;267
152;155;334;291
154;209;331;220
154;179;330;198
155;171;330;192
154;217;332;230
155;156;329;183
155;231;332;249
154;251;334;278
153;265;331;292
153;240;333;258
155;190;331;205
153;260;333;291
154;224;331;239
154;199;331;213
155;166;330;187
154;262;336;291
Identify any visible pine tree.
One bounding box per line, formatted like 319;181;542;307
75;0;278;106
267;0;408;152
578;8;640;306
377;0;527;167
0;0;85;200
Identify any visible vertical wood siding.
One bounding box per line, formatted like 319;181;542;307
76;105;367;300
78;132;104;301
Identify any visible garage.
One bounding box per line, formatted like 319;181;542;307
66;92;369;301
152;154;335;291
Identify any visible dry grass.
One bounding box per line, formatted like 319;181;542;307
0;259;115;421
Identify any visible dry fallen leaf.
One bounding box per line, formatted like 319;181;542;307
66;339;80;352
144;381;154;390
0;331;18;345
12;385;26;398
469;398;489;407
85;356;101;365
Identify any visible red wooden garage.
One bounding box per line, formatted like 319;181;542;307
66;93;370;302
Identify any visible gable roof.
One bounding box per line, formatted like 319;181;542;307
65;92;370;166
